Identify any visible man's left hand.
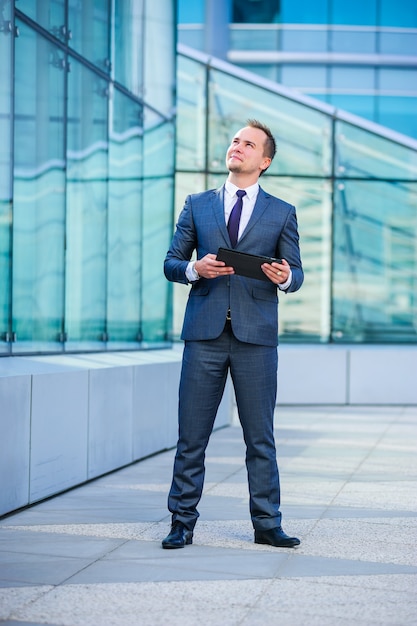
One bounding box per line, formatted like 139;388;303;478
262;258;290;285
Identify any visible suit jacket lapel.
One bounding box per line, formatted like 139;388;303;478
213;185;231;245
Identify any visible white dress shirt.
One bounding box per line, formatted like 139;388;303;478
186;182;292;289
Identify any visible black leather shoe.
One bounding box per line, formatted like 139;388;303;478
254;526;300;548
162;521;193;549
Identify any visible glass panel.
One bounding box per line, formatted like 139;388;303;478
172;173;208;340
281;28;328;53
176;55;207;170
17;1;66;41
230;27;281;51
332;180;417;342
208;69;332;177
65;57;108;349
177;26;205;51
380;0;417;28
379;68;417;92
331;0;377;26
113;0;144;98
335;120;417;180
281;0;329;24
143;1;176;117
330;29;376;54
330;67;375;90
233;0;280;23
13;20;66;353
379;31;417;55
281;65;327;89
68;0;110;73
377;96;417;140
258;177;333;342
107;88;143;346
0;0;13;354
141;176;174;344
178;0;205;23
329;94;376;125
141;114;176;344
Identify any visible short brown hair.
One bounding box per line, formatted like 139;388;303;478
246;119;277;171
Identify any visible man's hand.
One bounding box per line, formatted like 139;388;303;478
262;258;291;285
195;254;235;279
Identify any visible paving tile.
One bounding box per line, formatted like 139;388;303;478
0;406;416;626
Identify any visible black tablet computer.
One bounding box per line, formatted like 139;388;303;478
216;247;282;282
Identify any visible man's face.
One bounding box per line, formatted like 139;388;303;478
225;126;271;177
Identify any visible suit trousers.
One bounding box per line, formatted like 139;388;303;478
168;321;282;531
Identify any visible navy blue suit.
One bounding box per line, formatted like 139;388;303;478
164;185;303;530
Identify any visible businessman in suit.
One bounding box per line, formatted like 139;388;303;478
162;120;303;549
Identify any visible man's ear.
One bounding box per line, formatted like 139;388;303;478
261;157;272;172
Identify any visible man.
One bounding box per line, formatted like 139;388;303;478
162;120;303;549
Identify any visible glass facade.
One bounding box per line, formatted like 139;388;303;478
1;0;176;356
175;46;417;344
178;0;417;141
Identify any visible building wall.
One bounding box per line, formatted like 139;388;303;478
178;0;417;140
0;350;232;517
0;1;176;357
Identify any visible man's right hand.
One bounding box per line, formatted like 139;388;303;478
195;254;235;279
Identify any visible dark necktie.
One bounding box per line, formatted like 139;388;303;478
227;189;246;248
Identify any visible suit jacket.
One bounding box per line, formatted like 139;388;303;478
164;185;303;347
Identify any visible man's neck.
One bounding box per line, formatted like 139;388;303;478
227;173;260;189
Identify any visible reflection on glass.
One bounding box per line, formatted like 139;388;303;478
208;70;332;177
336;120;417;180
264;177;332;342
68;0;110;73
107;89;143;344
113;0;143;97
142;174;174;344
66;57;108;346
13;21;66;351
176;56;207;171
0;0;12;353
17;0;66;41
333;180;417;342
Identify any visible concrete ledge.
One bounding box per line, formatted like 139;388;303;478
278;344;417;405
0;349;232;517
1;343;415;517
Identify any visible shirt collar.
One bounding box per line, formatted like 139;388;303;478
225;180;259;201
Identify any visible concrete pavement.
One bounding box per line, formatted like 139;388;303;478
0;405;416;625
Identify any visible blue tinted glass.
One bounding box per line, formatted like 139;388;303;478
330;67;375;90
231;27;280;51
281;65;327;89
17;0;66;39
331;0;377;25
233;0;280;23
281;0;329;24
114;0;143;97
178;0;205;22
68;0;110;72
378;96;417;139
380;0;417;27
329;95;376;124
65;58;108;347
330;29;377;53
333;180;417;342
107;89;143;344
281;27;328;52
143;1;176;117
0;1;12;354
13;22;66;351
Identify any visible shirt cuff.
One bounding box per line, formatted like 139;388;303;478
186;261;200;282
278;268;292;290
